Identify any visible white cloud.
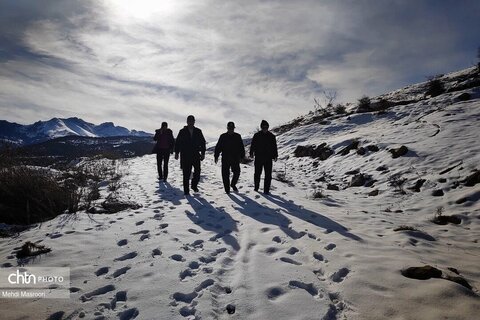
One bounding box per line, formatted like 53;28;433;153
0;0;479;141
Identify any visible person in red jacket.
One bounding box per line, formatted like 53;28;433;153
153;122;175;181
249;120;278;195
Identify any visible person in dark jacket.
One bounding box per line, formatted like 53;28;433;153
175;115;206;196
214;121;245;194
249;120;278;194
153;122;175;181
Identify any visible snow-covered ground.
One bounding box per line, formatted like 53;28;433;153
1;72;479;319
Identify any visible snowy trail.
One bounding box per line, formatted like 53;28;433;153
1;155;361;320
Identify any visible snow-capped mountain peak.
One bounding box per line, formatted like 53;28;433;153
0;117;151;145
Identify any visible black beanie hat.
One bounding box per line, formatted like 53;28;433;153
260;120;269;128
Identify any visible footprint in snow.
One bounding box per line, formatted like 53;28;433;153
46;311;65;320
110;290;127;310
330;268;350;283
152;248;162;257
288;280;319;297
80;284;116;302
325;243;336;251
279;257;302;265
114;252;137;262
286;247;299;255
152;213;163;220
117;307;139;320
266;286;286;300
170;254;185;262
139;233;150;241
94;267;109;277
131;229;149;236
265;247;279;255
113;266;131;278
313;252;324;261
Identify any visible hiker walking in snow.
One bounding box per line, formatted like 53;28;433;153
214;121;245;194
153;122;175;181
250;120;278;195
174;115;206;196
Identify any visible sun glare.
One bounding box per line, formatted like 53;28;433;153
108;0;180;20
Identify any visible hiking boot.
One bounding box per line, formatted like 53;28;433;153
232;185;238;192
192;186;199;192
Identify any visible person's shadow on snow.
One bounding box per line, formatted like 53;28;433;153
186;195;240;251
228;193;307;239
262;194;363;241
154;181;182;206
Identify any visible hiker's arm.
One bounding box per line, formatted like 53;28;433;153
239;135;245;159
214;135;223;162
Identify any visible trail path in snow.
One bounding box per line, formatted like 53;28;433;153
1;155;362;320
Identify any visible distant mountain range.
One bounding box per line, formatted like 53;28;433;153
0;117;151;146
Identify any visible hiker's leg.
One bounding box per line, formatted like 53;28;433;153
264;159;273;193
221;160;230;193
163;151;170;180
191;159;201;189
254;160;263;191
182;161;192;194
231;160;240;188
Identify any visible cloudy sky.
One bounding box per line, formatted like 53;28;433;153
0;0;479;140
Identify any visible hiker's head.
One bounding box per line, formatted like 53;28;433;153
161;122;168;129
227;121;235;133
187;115;195;127
260;120;269;132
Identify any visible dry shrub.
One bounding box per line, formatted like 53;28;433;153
0;166;81;225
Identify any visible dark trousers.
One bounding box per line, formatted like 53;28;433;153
156;149;170;179
222;159;240;192
182;159;201;194
254;158;273;193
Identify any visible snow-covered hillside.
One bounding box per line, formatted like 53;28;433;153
1;68;479;320
0;117;151;146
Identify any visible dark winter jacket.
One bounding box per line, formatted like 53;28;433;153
153;128;175;153
249;130;278;160
214;132;245;162
175;126;206;163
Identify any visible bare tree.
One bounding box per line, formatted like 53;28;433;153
322;90;337;108
313;90;337;116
